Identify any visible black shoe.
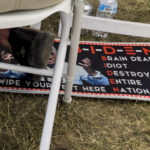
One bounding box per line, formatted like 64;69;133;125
28;31;54;68
9;28;55;81
9;28;55;68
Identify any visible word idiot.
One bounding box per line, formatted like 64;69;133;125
104;63;127;69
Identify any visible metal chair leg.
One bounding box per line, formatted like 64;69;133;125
63;0;84;103
39;12;70;150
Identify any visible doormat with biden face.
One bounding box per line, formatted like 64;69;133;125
0;40;150;101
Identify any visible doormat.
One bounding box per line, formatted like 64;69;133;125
0;40;150;101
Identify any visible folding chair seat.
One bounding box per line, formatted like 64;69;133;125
0;0;84;149
0;0;64;14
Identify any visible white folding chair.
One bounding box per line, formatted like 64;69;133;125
62;12;150;104
0;0;84;149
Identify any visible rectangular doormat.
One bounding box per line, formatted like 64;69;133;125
0;40;150;101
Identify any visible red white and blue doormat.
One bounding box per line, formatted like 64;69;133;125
0;40;150;101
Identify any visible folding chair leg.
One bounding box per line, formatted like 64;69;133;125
63;0;84;103
39;12;70;150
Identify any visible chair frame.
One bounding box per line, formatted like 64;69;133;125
1;0;150;149
0;0;84;150
60;12;150;104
